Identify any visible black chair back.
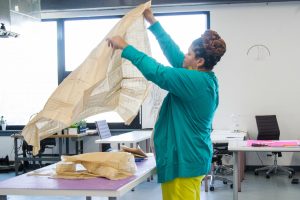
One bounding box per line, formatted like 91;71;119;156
256;115;280;140
40;138;56;153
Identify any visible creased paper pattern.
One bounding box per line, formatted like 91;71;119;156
22;1;152;155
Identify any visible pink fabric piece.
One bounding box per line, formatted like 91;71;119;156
247;140;300;147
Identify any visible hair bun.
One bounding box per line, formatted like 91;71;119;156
202;30;226;57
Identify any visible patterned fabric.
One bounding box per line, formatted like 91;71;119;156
21;1;152;155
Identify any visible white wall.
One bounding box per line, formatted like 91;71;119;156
208;2;300;165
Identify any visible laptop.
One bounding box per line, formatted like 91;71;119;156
95;120;111;139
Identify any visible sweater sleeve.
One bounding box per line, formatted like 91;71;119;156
122;45;195;99
148;22;185;68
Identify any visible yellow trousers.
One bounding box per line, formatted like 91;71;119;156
161;176;205;200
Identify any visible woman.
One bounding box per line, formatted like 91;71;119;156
107;8;226;200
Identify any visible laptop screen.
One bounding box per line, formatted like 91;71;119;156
95;120;111;139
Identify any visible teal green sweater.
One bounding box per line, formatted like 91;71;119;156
121;22;218;183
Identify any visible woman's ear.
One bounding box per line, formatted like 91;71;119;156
196;58;205;68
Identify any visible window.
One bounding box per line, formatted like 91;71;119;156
149;13;209;66
0;21;57;126
64;18;120;71
60;12;209;128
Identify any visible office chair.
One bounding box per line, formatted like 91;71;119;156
254;115;294;178
39;138;56;153
21;138;56;172
22;138;56;155
209;143;233;191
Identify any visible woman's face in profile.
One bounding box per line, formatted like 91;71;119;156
183;46;203;70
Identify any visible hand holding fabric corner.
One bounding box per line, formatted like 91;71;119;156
106;36;128;50
143;8;157;25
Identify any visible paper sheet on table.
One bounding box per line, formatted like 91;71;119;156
54;152;137;180
21;1;152;155
28;152;137;180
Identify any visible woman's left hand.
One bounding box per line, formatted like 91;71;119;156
106;36;128;50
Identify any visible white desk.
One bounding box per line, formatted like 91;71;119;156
95;130;152;152
206;130;247;192
228;140;300;200
211;130;247;143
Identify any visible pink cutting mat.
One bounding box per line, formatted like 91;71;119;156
247;140;300;147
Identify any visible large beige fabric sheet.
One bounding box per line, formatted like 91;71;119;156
21;1;152;155
28;152;137;180
55;152;137;180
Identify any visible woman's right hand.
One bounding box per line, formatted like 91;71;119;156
143;8;157;25
106;36;128;50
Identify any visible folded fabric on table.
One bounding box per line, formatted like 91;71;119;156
53;152;137;180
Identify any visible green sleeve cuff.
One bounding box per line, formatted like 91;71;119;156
121;45;138;61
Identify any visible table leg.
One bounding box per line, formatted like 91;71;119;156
86;196;91;200
204;175;209;192
0;195;7;200
146;139;150;153
59;138;63;156
80;140;83;154
75;141;79;155
66;138;69;154
14;137;19;176
240;152;245;180
238;152;244;192
233;151;239;200
109;197;117;200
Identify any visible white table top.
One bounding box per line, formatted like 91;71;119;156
95;129;246;144
95;130;152;144
228;140;300;152
211;130;247;143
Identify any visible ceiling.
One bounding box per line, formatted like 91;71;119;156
40;0;300;11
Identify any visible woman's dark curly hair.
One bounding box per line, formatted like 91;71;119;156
191;30;226;71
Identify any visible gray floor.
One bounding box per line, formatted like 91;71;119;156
0;171;299;200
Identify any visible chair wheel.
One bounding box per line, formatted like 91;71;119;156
254;171;259;175
209;186;214;191
223;180;227;184
230;184;233;189
266;174;270;179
